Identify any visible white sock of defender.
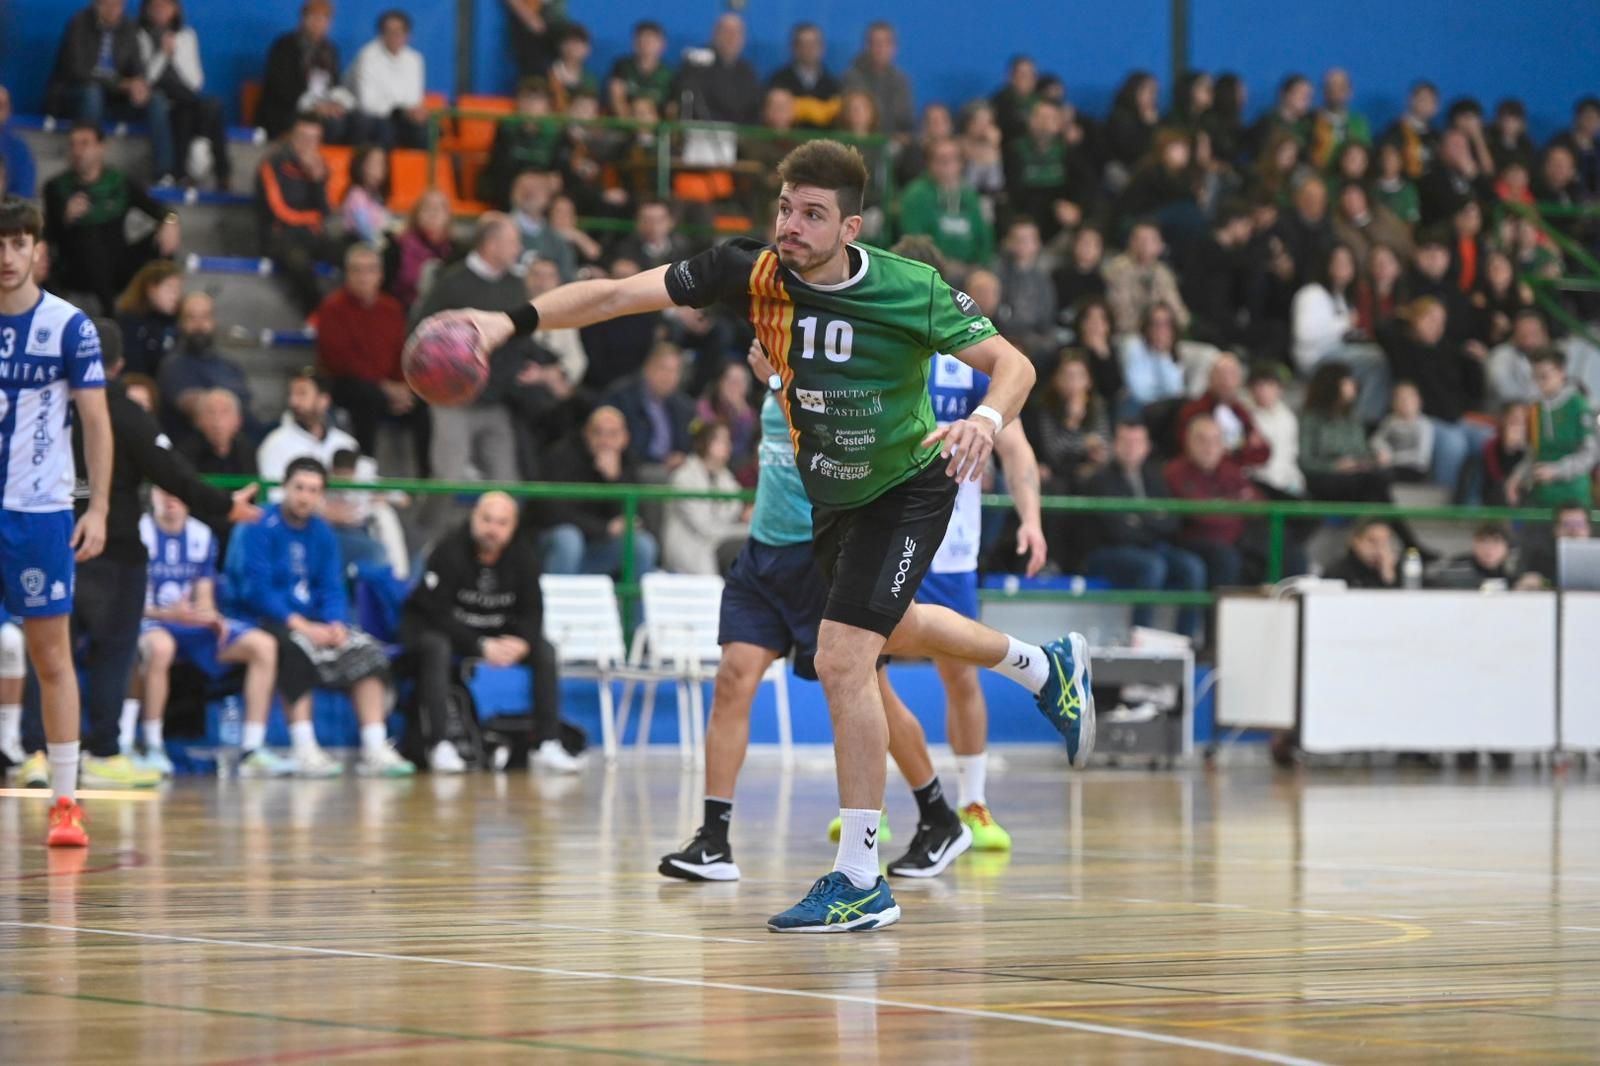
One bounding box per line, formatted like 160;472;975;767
360;722;389;756
0;704;21;759
832;808;884;890
956;752;988;808
289;720;318;756
993;635;1050;693
119;699;141;753
142;719;164;751
47;741;80;803
242;721;267;752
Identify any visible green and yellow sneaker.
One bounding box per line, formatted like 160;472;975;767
1035;632;1096;766
960;802;1013;851
80;753;163;789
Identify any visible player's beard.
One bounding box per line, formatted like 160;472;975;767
777;232;844;276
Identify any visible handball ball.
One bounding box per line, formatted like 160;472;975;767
403;319;487;407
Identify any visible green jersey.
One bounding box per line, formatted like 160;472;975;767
665;238;999;508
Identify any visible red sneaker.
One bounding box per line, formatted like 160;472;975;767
46;797;89;848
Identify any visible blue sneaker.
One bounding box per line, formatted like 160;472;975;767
767;872;901;933
1035;632;1096;766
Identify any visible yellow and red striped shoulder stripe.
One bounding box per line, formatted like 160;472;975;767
747;250;801;454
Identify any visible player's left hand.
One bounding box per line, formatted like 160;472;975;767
429;309;515;367
72;507;107;561
229;485;263;525
922;416;997;483
1016;520;1048;578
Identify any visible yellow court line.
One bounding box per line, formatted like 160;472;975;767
1078;906;1432;963
0;788;162;800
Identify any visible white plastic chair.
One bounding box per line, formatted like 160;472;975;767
619;572;792;766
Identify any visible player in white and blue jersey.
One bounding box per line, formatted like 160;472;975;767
131;487;291;779
0;196;114;847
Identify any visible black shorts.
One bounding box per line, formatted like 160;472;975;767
811;461;958;637
717;538;826;680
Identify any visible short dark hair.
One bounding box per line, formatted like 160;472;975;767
0;195;43;240
1531;347;1567;371
558;23;590;46
1474;522;1510;542
291;367;330;395
292;111;323;130
1411;80;1439;98
1351;516;1392;538
376;9;410;32
284;456;328;486
330;447;360;471
633;19;663;37
1447;97;1483;123
1247;360;1284;386
515;76;550;99
1495;98;1527;119
91;316;123;373
776;139;869;218
69;119;104;141
1576;95;1600;117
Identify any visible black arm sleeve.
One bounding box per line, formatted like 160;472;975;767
118;399;234;524
662;237;763;310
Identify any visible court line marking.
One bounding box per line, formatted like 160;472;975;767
1070;847;1600;884
0;787;161;800
0;921;1331;1066
481;918;763;945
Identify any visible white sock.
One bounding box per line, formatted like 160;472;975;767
47;741;80;803
956;752;988;809
360;722;388;756
289;720;318;755
993;636;1049;693
119;699;141;752
142;719;164;750
0;703;20;754
242;721;267;752
832;808;884;890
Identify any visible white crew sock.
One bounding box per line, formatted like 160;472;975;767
0;703;21;756
47;741;80;803
289;720;318;756
993;636;1049;693
119;699;141;753
142;719;164;750
241;721;267;752
832;808;884;890
956;752;988;808
360;722;389;756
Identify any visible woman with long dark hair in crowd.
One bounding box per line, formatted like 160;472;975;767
1106;71;1161;177
1025;352;1110;495
116;260;185;377
696;360;759;487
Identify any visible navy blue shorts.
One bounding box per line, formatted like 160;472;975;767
0;510;75;619
915;570;979;620
717;539;826;680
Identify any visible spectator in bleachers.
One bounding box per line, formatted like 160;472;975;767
547;24;598;113
675;13;760;126
1381;80;1440;181
1118;301;1186;413
389;189;454;308
256;112;336;315
1291;244;1389;421
1024;352;1109;494
898;139;992;279
315;243;412;458
481;78;561;206
1419;129;1491;229
43;121;180;314
402;492;577;774
339;144;393;244
1488;99;1536;172
507;170;571;279
1486;309;1549;412
1248;74;1313;159
1379;297;1490;502
178;388;256;478
1323;518;1399;588
606;20;673;117
768;23;839;130
612;199;691;273
1308;68;1369;170
1373;140;1421;227
136;0;229;189
347;9;426;149
841;22;914;139
1333;140;1372;190
663;421;749;575
696;361;758;486
893;103;953;189
47;0;175;182
114;259;182;376
1474;250;1531;350
1119;129;1200;229
1165;413;1279;587
256;369;360;481
258;0;352;142
1550;96;1600;200
1274;175;1335;288
995;218;1057;361
234;456;413;777
532;405;659;577
957;102;1006;200
1482;405;1528;507
1204;73;1247;169
1447;197;1486;293
1005;101;1093;242
1533;145;1591;246
1247;131;1304;207
1505;349;1597;508
1517;501;1593;589
1177;352;1271;468
1080;421;1206;639
1167;70;1213;135
0;86;39;199
547;194;602;273
157;292;257;440
1104;221;1190;335
1241;362;1303;497
1182;200;1254;351
322;448;392;569
989;55;1038;146
1061;296;1123;408
504;0;562;79
1370;381;1435;483
518;256;587;387
1106;72;1161;177
1331;181;1413;266
1354;242;1404;336
1403;228;1478;347
1052;227;1108;324
604;342;694;477
1447;98;1499;176
1434;522;1520;589
410;213;524;482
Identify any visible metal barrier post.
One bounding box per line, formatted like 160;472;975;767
621;492;640;629
1267;511;1286;582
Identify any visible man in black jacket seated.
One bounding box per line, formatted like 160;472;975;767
1324;518;1399;589
402;492;578;774
529;406;659;576
1078;421;1207;641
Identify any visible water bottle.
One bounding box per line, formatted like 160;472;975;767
1401;548;1423;590
216;695;243;778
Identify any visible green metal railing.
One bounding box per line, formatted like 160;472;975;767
207;475;1579;615
1504;199;1600;347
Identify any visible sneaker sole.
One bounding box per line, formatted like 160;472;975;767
80;774;162;789
768;905;901;933
659;857;742;882
1067;631;1097;768
888;823;973;878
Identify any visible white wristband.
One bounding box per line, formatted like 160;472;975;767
972;405;1004;432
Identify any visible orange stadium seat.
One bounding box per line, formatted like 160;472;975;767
240;81;261;127
319;144;354;207
453;94;515;154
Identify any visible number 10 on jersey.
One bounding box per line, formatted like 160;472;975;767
796;316;853;363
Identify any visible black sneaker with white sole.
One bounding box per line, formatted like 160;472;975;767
886;818;972;878
659;827;742;882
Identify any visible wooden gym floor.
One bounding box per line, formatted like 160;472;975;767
3;756;1598;1064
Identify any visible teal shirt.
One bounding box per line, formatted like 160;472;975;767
749;394;813;546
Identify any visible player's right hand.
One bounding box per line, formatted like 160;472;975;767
429;309;515;367
746;339;779;389
72;508;106;561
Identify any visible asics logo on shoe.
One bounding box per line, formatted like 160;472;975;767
889;537;917;598
864;826;878;848
826;887;881;924
1052;656;1079;722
